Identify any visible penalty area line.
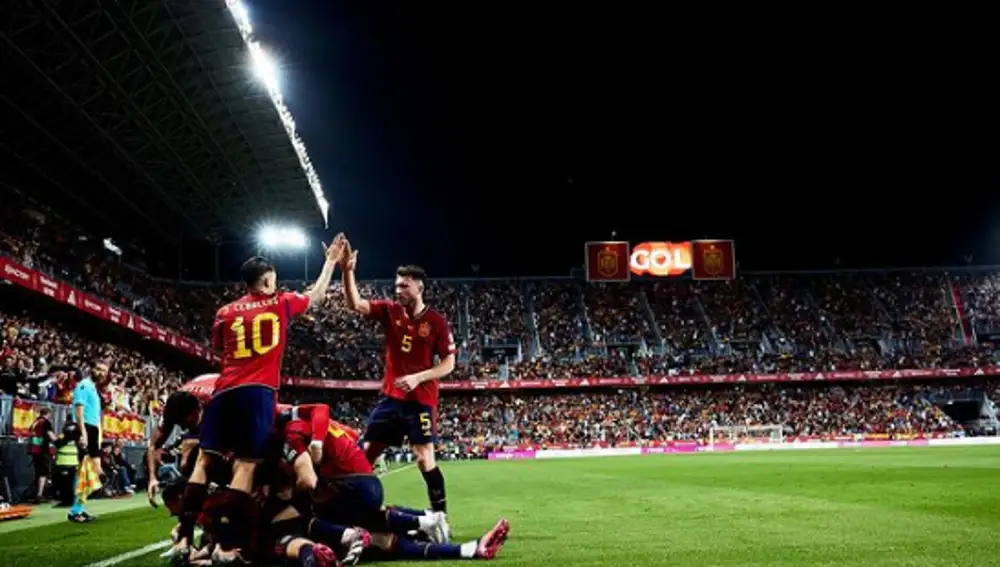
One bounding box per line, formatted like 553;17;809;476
83;464;417;566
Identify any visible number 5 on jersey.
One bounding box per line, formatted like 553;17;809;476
401;334;413;353
231;313;280;359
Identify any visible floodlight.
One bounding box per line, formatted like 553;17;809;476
257;225;307;250
282;228;307;249
226;0;329;226
251;46;279;92
258;226;280;248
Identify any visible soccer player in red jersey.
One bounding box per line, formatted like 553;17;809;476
171;236;346;565
281;418;509;561
340;240;457;537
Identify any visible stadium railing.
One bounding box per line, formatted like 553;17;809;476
0;395;153;442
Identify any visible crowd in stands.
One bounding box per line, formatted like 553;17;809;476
0;306;183;414
283;380;979;456
4;197;1000;448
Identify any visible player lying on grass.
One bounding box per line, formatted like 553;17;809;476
280;417;510;560
340;240;457;536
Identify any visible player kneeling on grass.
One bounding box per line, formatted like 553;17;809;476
282;418;509;560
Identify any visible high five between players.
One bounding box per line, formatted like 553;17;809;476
340;238;457;540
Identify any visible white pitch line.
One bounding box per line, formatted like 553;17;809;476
82;463;419;566
381;462;417;477
83;540;172;567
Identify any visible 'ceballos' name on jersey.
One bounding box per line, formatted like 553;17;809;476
212;291;310;392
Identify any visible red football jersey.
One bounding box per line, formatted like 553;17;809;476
212;291;310;393
181;373;219;405
283;419;372;477
277;403;330;444
367;300;456;408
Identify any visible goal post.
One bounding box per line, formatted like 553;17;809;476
708;425;785;449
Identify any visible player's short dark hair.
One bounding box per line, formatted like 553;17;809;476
396;265;426;283
163;391;200;429
241;256;275;288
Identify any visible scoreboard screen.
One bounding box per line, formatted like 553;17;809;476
585;240;735;282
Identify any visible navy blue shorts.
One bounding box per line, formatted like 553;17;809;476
316;475;384;526
363;396;436;447
199;386;275;460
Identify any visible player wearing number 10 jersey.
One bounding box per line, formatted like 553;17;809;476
340;240;457;540
171;236;346;566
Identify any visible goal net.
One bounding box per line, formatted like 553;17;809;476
708;425;785;448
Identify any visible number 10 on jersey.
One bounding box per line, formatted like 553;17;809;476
231;313;280;359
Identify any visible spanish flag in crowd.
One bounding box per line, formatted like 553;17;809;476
12;399;36;437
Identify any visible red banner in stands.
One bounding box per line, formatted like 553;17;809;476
0;256;216;362
691;239;736;280
282;367;1000;391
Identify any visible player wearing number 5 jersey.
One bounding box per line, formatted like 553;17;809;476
340;239;457;540
171;235;346;566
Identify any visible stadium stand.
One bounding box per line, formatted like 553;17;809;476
3;200;1000;416
3;198;1000;388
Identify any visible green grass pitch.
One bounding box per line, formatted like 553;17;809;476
3;447;1000;567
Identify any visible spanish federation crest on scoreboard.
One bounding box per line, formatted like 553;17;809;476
691;239;735;280
702;245;724;276
585;241;630;282
597;247;619;278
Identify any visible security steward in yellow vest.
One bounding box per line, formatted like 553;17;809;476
53;420;82;507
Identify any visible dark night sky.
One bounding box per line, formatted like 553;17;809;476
173;3;999;281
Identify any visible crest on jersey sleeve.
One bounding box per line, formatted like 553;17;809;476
418;322;431;337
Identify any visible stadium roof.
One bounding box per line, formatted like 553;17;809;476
0;0;329;244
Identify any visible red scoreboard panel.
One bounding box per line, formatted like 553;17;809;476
690;240;736;280
584;241;630;282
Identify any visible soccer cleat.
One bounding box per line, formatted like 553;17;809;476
67;512;96;523
423;511;449;544
436;512;452;543
475;518;510;560
339;527;370;566
309;543;341;567
168;542;191;567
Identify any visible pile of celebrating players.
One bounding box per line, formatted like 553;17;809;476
147;236;507;567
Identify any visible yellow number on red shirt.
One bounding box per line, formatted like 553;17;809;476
328;424;345;438
401;334;413;353
231;312;281;359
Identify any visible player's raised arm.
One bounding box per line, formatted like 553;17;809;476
305;233;346;309
341;240;372;316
